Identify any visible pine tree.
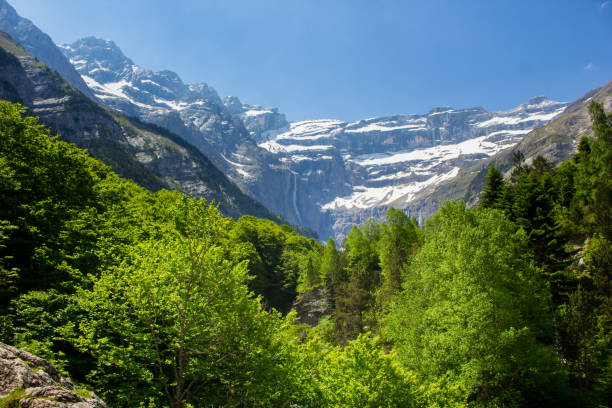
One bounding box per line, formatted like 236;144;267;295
479;165;505;209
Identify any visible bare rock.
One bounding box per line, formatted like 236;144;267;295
293;286;331;326
0;342;106;408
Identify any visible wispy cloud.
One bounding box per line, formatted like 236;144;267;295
602;1;610;8
584;63;594;70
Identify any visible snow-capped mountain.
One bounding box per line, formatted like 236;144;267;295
256;98;566;210
60;36;567;242
239;99;567;239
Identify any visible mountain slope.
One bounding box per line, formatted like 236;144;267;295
404;79;612;219
0;30;278;221
59;37;303;222
0;0;95;100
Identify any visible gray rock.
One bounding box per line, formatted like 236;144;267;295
59;35;571;241
0;342;106;408
293;286;331;326
0;29;277;222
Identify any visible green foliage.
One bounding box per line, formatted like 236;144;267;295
74;198;290;407
377;208;420;308
1;98;611;407
0;388;25;408
386;202;564;406
228;215;319;312
479;165;505;210
0;101;111;301
296;248;323;293
321;237;341;291
282;330;416;408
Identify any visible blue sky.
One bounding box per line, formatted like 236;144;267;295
9;0;612;122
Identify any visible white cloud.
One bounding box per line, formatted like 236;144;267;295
602;1;610;8
584;62;594;70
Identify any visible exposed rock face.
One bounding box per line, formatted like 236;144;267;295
59;37;298;229
1;3;596;242
223;95;289;142
59;36;569;241
0;30;277;221
253;99;567;240
293;286;331;326
0;342;106;408
0;0;95;100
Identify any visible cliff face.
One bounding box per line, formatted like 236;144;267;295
293;286;331;326
0;342;106;408
0;30;278;221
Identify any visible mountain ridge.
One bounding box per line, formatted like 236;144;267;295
0;29;279;222
402;79;612;220
0;0;95;100
60;35;573;241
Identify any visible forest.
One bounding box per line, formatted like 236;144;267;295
0;99;611;407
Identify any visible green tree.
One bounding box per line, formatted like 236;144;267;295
386;202;565;406
479;165;505;210
297;249;323;292
378;208;419;309
75;198;287;407
321;237;341;292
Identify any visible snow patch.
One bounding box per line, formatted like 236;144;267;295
322;167;460;210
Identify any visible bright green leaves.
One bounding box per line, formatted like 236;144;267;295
386;202;561;406
75;198;288;407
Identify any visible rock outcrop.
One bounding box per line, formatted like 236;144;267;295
293;286;331;326
0;342;105;408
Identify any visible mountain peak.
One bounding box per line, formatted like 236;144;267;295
526;96;549;105
428;106;454;114
63;37;134;71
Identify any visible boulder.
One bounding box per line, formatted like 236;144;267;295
0;342;105;408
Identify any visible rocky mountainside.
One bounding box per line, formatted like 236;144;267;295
0;342;106;407
254;98;566;235
0;30;277;221
60;36;568;241
0;0;95;100
58;38;306;229
404;79;612;219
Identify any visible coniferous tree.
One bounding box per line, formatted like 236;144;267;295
479;165;505;210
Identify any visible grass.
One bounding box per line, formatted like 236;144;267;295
0;388;25;408
73;388;92;399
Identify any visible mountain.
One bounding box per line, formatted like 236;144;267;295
0;29;278;221
403;80;612;220
60;37;567;242
0;0;95;100
59;37;305;225
244;98;567;240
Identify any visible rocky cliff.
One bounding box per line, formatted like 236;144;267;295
61;35;569;241
0;342;105;408
59;37;303;229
